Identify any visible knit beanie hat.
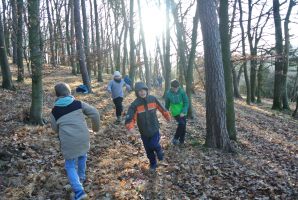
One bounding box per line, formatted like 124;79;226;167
114;71;121;76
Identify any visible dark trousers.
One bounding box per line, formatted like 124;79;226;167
174;115;186;143
141;131;161;165
113;97;123;117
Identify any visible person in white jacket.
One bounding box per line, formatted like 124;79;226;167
107;71;130;122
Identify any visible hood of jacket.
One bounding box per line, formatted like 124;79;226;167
54;96;75;107
135;82;148;98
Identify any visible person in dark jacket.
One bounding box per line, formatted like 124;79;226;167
157;76;162;87
51;82;100;200
165;80;189;147
125;82;171;169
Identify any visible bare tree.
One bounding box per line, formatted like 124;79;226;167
17;0;24;82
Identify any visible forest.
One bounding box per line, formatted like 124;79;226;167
0;0;298;199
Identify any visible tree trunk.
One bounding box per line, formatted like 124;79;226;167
73;0;92;92
198;0;235;153
164;0;171;96
17;0;24;82
28;0;44;125
81;0;91;80
2;0;10;57
89;0;96;76
46;0;56;67
70;0;76;75
238;0;251;105
129;0;136;88
185;0;199;119
232;66;242;98
137;0;151;89
0;15;15;90
219;0;236;140
94;0;103;82
272;0;283;110
282;0;295;110
257;61;264;103
55;0;65;64
11;0;17;63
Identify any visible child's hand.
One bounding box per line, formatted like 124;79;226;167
180;113;185;118
93;131;98;135
129;128;135;134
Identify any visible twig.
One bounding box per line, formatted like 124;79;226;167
0;173;25;176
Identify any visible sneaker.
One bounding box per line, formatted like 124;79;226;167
157;151;163;161
180;143;185;147
74;191;88;200
117;116;121;122
150;163;156;169
173;138;178;145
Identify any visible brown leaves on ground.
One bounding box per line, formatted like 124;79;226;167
0;65;297;199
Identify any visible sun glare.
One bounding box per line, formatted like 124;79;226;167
141;4;166;49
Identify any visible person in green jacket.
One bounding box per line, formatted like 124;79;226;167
165;80;189;147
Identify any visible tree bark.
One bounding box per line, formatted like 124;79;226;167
272;0;283;110
73;0;92;92
11;0;17;63
46;0;56;67
0;15;15;90
2;0;10;57
282;0;296;109
81;0;92;80
70;0;76;75
238;0;251;105
164;0;171;96
17;0;24;82
28;0;44;125
198;0;235;153
94;0;103;82
129;0;136;88
219;0;236;140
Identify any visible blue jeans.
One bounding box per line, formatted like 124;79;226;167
65;154;87;195
174;115;186;143
141;131;161;165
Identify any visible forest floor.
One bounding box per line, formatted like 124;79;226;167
0;63;298;200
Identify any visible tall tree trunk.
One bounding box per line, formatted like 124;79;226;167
2;0;10;57
116;26;124;73
238;0;251;105
137;0;151;89
219;0;236;140
282;0;296;109
129;0;136;88
70;0;76;75
17;0;24;82
94;0;103;81
11;0;17;63
81;0;91;80
164;0;171;96
272;0;283;110
46;0;56;67
232;66;242;98
0;15;15;90
28;0;44;125
89;0;95;76
65;0;71;66
156;36;166;79
55;0;65;65
73;0;92;92
185;0;199;119
257;61;264;103
121;0;129;78
198;0;235;153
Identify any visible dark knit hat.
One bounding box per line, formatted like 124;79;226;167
171;80;179;87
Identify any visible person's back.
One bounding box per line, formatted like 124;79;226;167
124;75;132;86
51;82;100;200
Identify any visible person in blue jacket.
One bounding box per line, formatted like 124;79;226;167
124;75;132;86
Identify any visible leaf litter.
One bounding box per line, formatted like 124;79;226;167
0;65;297;199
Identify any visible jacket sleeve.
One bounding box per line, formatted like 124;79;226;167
164;91;170;111
82;102;100;131
181;90;189;114
107;80;112;93
50;113;59;133
123;80;130;91
155;97;171;121
125;103;137;131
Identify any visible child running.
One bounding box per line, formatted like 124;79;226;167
165;80;189;147
125;82;171;169
51;82;100;200
107;71;131;122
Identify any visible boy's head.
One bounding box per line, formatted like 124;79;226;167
171;80;180;93
55;82;71;97
135;82;148;99
114;71;121;80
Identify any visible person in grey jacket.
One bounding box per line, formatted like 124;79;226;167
107;71;130;122
51;82;100;200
